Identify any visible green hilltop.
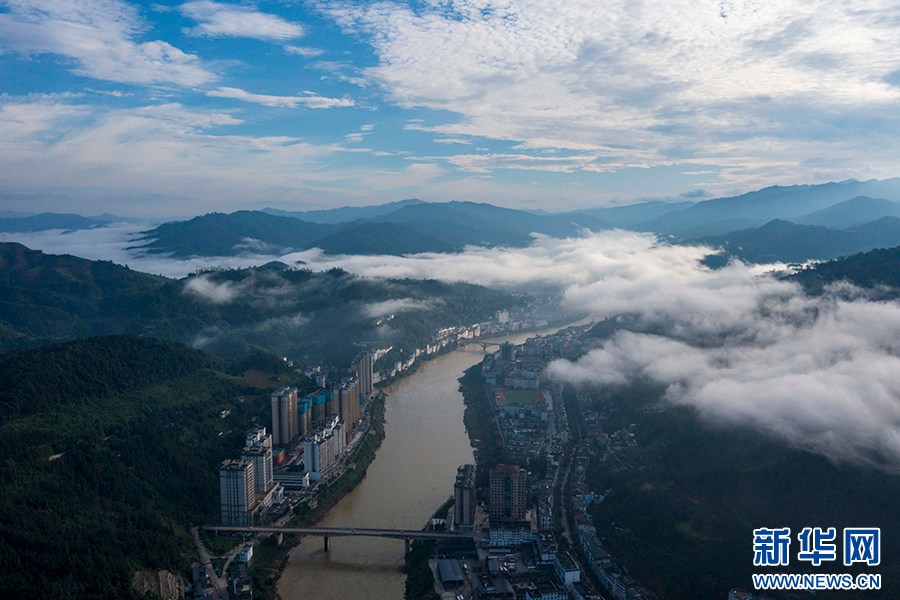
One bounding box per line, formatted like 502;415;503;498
0;335;312;600
0;241;524;364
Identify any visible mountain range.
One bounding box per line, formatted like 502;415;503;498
6;178;900;262
638;178;900;235
0;212;126;233
692;215;900;265
133;201;613;257
0;241;520;364
788;245;900;297
262;198;425;224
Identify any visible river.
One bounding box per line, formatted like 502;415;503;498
277;323;584;600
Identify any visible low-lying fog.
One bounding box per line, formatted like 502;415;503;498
8;224;900;472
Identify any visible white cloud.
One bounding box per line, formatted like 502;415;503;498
0;97;384;213
318;0;900;186
433;137;472;145
206;87;355;108
0;97;88;140
0;223;289;277
11;223;900;469
548;302;900;472
0;0;215;86
179;0;304;41
363;298;434;317
435;152;605;173
285;45;326;57
183;273;240;303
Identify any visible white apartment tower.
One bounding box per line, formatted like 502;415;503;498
303;415;346;480
241;426;274;493
337;377;361;430
220;459;257;526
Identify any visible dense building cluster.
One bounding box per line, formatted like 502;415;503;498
219;427;283;526
429;323;668;599
430;324;606;600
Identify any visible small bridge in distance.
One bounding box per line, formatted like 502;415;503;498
459;340;501;351
204;525;474;558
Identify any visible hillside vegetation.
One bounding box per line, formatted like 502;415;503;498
584;384;900;600
0;242;523;364
788;246;900;296
0;335;311;600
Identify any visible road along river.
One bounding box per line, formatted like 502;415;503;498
277;323;584;600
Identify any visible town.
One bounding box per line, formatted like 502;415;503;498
420;323;658;600
427;324;769;600
188;306;578;600
185;308;771;600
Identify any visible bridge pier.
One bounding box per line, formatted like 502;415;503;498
276;533;283;546
405;539;410;558
324;536;329;553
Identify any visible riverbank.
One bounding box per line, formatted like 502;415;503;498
458;364;507;492
403;497;453;600
251;330;542;598
272;320;589;600
249;392;387;599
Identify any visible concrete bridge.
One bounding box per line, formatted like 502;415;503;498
460;340;500;350
203;525;474;557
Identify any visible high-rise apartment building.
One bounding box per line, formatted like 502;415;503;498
337;376;361;431
353;352;374;398
454;464;477;528
298;399;311;437
303;415;346;480
302;388;333;425
241;426;274;494
489;464;527;523
220;459;257;526
271;387;298;447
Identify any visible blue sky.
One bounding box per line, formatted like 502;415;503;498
0;0;899;217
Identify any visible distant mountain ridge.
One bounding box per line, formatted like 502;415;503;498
791;196;900;227
370;200;614;236
137;201;615;257
570;200;696;227
262;198;425;224
9;178;900;258
135;210;338;257
692;217;900;264
310;221;457;255
638;179;900;235
0;213;111;233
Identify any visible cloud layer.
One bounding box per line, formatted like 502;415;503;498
2;0;899;211
7;215;900;471
0;0;214;86
178;1;304;41
321;0;900;186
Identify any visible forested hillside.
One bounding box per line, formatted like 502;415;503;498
788;246;900;296
0;242;524;364
0;336;312;600
582;383;900;600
